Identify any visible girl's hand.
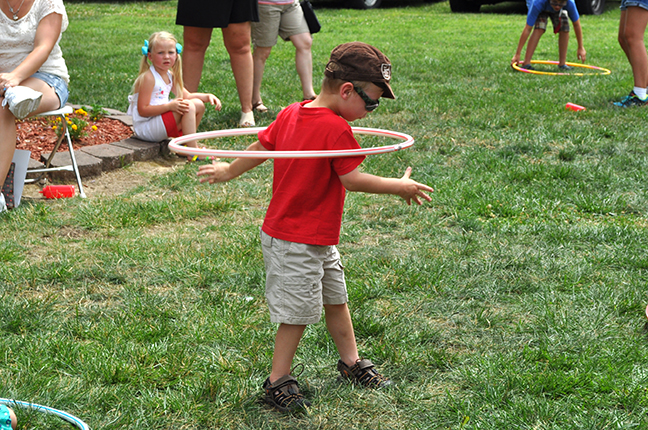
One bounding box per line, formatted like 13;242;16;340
171;98;190;114
206;94;222;111
197;160;232;184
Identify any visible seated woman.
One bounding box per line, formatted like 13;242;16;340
0;0;70;212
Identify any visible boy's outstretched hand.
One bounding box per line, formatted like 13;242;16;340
398;167;434;205
197;161;232;184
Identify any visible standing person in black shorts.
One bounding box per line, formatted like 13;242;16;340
176;0;259;127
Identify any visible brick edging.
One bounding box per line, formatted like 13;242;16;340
29;105;169;181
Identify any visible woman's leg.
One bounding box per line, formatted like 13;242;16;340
222;22;254;114
1;78;59;188
182;26;214;93
621;6;648;89
289;33;316;100
252;46;272;107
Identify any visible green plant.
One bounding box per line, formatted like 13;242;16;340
84;104;109;121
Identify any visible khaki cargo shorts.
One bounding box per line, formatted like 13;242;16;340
261;230;348;325
252;1;310;47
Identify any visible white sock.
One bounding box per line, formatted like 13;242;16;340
0;193;6;212
633;87;647;100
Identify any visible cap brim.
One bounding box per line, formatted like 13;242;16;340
378;81;395;99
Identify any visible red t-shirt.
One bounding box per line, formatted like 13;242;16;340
259;101;365;245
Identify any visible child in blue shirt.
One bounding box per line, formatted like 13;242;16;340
512;0;586;70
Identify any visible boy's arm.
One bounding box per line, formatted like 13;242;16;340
339;166;434;206
572;19;587;62
197;141;267;184
512;24;533;65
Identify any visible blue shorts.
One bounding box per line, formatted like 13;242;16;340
0;405;13;430
620;0;648;10
32;71;68;108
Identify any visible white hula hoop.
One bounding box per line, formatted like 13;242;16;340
0;398;90;430
168;127;415;159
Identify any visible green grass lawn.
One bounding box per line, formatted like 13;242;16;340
3;1;648;429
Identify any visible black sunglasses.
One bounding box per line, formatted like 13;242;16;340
352;84;380;112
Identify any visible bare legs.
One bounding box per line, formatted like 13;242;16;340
268;303;359;384
558;30;569;67
223;22;254;114
619;7;648;89
252;46;272;108
181;26;212;93
522;28;570;68
291;32;316;100
252;32;315;109
523;28;545;66
172;98;205;149
0;78;60;190
182;23;254;116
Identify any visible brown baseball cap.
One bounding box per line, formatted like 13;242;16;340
324;42;395;99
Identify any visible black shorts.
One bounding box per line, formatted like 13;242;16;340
176;0;259;28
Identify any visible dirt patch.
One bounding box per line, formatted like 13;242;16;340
21;156;187;201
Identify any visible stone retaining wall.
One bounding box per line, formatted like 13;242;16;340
27;105;168;181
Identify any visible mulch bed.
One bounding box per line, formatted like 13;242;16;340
15;116;133;161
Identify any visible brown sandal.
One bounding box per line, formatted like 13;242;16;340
252;101;268;113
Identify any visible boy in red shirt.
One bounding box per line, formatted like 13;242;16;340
198;42;433;412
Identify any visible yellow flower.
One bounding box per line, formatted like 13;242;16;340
56;117;62;122
91;125;98;131
67;120;72;125
52;126;57;130
71;124;78;131
75;108;87;116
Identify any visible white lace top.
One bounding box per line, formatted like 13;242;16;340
0;0;69;83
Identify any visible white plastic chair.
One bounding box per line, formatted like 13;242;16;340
25;105;86;198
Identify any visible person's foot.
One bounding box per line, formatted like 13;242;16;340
520;64;535;71
337;359;393;388
262;375;311;412
613;91;648;108
252;101;268;113
1;86;43;119
558;64;573;71
0;193;6;213
239;110;255;127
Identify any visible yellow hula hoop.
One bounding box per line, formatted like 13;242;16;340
511;60;611;76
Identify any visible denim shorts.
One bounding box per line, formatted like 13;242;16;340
621;0;648;11
32;71;68;108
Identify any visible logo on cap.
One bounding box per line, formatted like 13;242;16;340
381;64;391;81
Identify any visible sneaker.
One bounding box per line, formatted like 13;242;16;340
1;86;43;119
262;375;311;412
613;91;648;107
521;64;535;71
0;193;6;213
337;359;393;388
558;64;573;71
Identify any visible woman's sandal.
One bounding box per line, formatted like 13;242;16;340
239;110;255;127
252;101;268;113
